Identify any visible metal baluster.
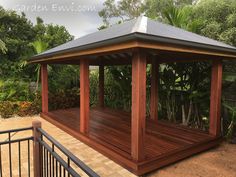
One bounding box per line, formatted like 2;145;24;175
63;167;66;177
28;140;30;177
59;164;62;177
49;153;52;177
44;147;46;177
46;149;48;177
40;143;43;177
8;132;12;177
56;160;58;177
52;144;55;177
18;142;21;177
39;135;43;177
67;157;70;177
0;145;2;177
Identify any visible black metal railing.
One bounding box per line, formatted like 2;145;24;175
0;127;34;177
0;121;99;177
37;128;99;177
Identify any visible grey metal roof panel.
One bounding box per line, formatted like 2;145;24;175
146;18;236;50
35;18;137;57
31;16;236;61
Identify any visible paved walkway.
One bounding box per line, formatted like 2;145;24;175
0;116;236;177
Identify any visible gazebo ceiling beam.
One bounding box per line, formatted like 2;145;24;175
40;56;213;66
90;57;132;66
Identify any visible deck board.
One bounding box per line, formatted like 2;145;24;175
42;107;220;175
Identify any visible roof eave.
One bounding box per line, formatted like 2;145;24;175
28;32;236;63
28;33;138;63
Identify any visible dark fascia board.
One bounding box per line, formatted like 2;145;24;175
135;33;236;55
29;32;236;63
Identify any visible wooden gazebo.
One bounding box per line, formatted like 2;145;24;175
29;16;236;175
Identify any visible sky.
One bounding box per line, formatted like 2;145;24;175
0;0;106;38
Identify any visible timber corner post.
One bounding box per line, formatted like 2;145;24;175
33;120;42;177
41;64;48;113
80;58;90;134
209;59;223;137
131;48;147;162
150;57;159;122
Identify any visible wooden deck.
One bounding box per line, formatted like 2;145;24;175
41;107;221;175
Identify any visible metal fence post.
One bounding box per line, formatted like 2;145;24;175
33;120;42;177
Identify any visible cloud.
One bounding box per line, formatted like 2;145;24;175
0;0;105;38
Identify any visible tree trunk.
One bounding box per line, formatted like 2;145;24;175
185;99;193;126
181;93;186;125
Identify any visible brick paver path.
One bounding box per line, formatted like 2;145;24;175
0;116;236;177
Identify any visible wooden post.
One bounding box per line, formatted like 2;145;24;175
33;120;42;177
41;64;48;113
209;60;223;137
99;65;105;107
80;59;90;134
131;49;146;161
150;59;159;121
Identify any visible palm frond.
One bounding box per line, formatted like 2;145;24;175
0;39;7;54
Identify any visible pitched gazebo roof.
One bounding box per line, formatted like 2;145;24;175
37;17;226;176
30;16;236;63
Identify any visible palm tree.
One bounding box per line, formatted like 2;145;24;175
0;39;7;54
163;5;202;33
31;39;49;92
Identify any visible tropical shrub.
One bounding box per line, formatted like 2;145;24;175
17;101;33;117
0;101;17;118
157;62;211;130
0;79;33;101
17;100;40;117
49;88;80;110
90;69;99;106
223;103;236;141
104;66;132;111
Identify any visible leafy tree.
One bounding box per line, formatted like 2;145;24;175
99;0;197;25
34;17;46;40
0;7;35;61
41;24;73;48
34;17;74;49
0;5;75;107
99;0;144;26
191;0;236;46
0;6;74;81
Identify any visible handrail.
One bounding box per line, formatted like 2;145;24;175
37;127;99;177
0;127;33;134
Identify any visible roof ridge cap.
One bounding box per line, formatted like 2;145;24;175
131;16;147;34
